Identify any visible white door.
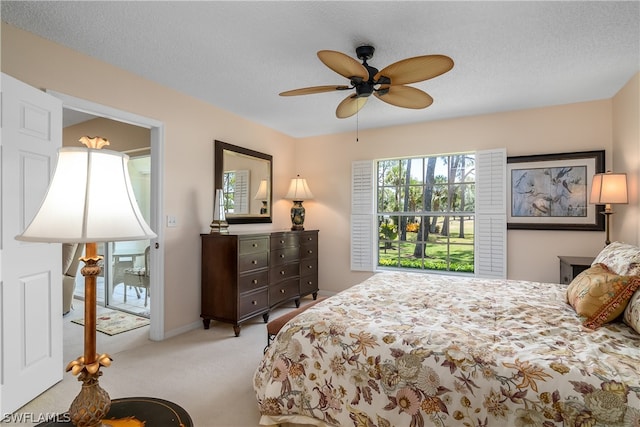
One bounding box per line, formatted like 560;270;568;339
1;73;63;414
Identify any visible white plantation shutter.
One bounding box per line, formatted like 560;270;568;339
234;170;249;214
475;149;507;278
351;160;375;271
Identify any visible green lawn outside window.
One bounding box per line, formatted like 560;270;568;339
376;154;476;273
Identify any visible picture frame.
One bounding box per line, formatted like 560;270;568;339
507;150;605;231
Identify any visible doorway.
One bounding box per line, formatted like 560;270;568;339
63;114;152;317
52;91;165;342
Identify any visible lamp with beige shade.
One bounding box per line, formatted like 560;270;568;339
590;171;628;246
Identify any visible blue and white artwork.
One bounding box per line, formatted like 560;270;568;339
511;166;587;217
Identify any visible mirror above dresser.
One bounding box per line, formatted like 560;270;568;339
214;140;272;224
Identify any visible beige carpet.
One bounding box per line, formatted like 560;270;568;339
14;298;310;427
71;310;150;336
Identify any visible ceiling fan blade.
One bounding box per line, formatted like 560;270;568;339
336;95;368;119
317;50;369;81
374;85;434;109
374;55;454;85
279;85;350;96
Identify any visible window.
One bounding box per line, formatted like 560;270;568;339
223;169;249;214
377;154;476;273
223;171;237;213
351;149;506;278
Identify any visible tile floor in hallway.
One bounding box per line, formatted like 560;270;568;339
73;278;149;317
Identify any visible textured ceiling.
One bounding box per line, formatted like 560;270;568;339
2;1;639;138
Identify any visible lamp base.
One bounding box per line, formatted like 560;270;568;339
290;201;305;231
68;246;112;427
68;370;110;427
602;210;614;246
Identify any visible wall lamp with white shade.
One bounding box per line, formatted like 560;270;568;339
16;137;156;427
284;175;314;231
590;171;628;246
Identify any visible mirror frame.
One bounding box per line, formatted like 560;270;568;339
214;139;273;224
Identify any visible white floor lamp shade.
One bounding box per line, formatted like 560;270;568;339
17;147;156;243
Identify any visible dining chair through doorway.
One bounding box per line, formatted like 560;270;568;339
122;246;151;307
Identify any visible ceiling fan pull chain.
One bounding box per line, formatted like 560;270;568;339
356;109;359;142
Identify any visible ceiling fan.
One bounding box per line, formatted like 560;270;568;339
279;45;454;119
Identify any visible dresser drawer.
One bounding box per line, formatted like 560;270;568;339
238;270;269;293
239;251;268;272
271;246;300;266
270;262;300;283
239;237;269;255
300;231;318;257
300;242;317;259
300;258;317;276
270;233;298;250
300;231;317;243
300;275;318;296
239;289;269;319
269;279;299;306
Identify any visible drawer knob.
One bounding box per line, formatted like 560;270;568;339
252;279;258;284
307;250;313;255
307;265;313;269
252;260;258;264
252;300;258;305
280;270;285;275
307;281;313;285
280;289;286;294
280;254;285;258
280;240;285;244
252;243;258;247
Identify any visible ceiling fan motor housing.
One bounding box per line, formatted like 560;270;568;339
353;66;379;97
353;46;380;97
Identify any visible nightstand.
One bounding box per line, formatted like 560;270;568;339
558;256;595;285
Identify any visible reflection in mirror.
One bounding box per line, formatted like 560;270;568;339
214;140;272;224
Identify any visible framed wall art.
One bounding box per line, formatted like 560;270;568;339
507;150;605;231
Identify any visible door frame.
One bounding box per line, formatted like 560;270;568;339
48;90;166;341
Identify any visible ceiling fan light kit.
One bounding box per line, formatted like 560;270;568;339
280;45;453;118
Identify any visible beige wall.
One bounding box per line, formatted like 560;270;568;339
2;23;297;336
612;73;640;245
3;23;637;335
296;100;616;290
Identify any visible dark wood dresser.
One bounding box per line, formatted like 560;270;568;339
201;230;318;336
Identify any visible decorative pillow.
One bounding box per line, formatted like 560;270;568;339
623;289;640;334
566;263;640;329
592;241;640;276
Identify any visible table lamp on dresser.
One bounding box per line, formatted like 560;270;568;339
285;175;314;231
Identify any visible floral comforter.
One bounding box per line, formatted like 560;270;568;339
253;271;640;427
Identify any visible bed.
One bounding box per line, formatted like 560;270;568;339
254;243;640;427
